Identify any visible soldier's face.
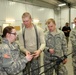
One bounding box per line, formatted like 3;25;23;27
47;22;56;32
10;29;17;42
22;17;32;28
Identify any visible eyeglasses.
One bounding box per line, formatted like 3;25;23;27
10;33;17;36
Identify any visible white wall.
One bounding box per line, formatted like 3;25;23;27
1;0;76;31
0;0;26;27
71;8;76;21
57;7;76;29
0;0;54;31
54;7;70;29
60;8;69;28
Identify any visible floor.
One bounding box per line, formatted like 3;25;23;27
40;40;74;75
65;40;73;75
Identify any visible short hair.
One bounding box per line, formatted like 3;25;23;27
65;22;69;25
22;12;32;19
46;18;56;25
74;17;76;20
2;26;14;37
74;17;76;21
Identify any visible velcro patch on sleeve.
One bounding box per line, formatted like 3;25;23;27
3;54;10;58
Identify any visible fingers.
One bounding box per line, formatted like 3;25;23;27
26;55;33;61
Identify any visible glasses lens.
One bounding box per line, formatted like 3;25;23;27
10;33;17;36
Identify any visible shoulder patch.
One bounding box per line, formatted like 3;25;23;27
3;54;10;58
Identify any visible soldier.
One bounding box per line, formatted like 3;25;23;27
0;26;33;75
18;12;45;75
62;22;71;47
70;17;76;75
44;18;68;75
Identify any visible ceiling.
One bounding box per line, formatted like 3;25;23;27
8;0;76;9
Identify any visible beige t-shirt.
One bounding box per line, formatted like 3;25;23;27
24;26;37;52
18;25;45;52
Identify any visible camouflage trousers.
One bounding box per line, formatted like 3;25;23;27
23;58;40;75
44;62;68;75
65;37;69;47
73;66;76;75
44;55;68;75
0;69;23;75
72;59;76;75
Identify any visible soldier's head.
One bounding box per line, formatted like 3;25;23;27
46;18;56;32
2;26;17;43
22;12;32;28
74;17;76;24
65;22;69;26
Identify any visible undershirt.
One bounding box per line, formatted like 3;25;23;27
24;26;37;52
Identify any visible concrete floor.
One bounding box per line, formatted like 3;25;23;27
66;40;73;75
40;40;74;75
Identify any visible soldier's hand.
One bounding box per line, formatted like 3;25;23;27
33;50;41;59
63;59;67;64
25;55;33;61
49;49;54;54
26;50;31;55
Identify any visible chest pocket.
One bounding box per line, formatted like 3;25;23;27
46;35;54;48
46;34;62;49
55;37;62;50
55;35;62;45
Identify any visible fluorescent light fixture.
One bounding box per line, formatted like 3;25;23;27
38;8;45;11
6;19;15;23
58;3;66;7
9;2;16;5
33;19;39;24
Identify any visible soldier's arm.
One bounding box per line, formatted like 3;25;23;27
62;32;67;55
70;30;76;46
17;29;28;53
1;46;28;75
38;27;45;51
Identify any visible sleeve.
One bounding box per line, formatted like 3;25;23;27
70;30;76;46
1;45;28;75
62;27;64;31
61;32;67;55
44;32;49;51
69;27;71;31
18;29;27;53
38;27;46;51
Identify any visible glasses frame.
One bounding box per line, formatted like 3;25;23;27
10;33;17;36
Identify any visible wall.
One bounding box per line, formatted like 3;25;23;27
0;0;54;32
56;7;76;29
0;0;26;27
0;0;76;31
71;8;76;21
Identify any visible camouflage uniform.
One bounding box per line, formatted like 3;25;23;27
44;29;68;75
70;28;76;75
0;38;28;75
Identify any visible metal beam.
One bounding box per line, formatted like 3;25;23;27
8;0;56;9
57;0;71;7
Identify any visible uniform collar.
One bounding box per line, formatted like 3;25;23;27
48;29;61;35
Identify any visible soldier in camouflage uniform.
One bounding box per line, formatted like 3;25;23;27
44;18;68;75
70;17;76;75
0;26;33;75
